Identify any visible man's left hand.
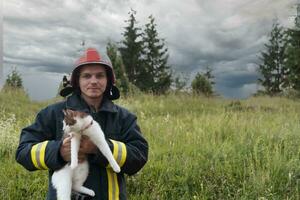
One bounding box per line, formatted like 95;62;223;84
79;135;98;154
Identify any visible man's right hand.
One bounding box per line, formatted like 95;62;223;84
60;135;72;162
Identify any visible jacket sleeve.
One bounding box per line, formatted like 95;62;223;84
90;111;148;176
15;107;67;171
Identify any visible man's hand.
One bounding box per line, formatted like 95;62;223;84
79;135;98;154
60;135;86;163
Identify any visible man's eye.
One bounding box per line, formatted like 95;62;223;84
96;74;106;79
81;74;91;79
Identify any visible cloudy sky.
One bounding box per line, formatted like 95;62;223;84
2;0;299;101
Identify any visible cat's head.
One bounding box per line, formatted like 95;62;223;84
62;109;93;132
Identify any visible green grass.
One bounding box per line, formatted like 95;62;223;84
1;90;300;199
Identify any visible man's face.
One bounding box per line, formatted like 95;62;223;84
79;64;107;100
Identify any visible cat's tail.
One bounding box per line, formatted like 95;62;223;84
52;166;72;200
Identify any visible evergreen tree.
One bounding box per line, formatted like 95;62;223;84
4;68;23;89
119;9;144;86
258;21;288;95
141;15;172;94
106;41;130;95
285;4;300;91
191;72;213;96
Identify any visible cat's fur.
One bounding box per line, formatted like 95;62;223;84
52;109;120;200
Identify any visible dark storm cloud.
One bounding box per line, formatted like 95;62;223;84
217;71;259;89
3;0;130;74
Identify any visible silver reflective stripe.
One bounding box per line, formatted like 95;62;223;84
35;143;43;169
117;142;122;164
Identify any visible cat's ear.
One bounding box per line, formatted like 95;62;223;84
63;109;77;125
64;109;74;117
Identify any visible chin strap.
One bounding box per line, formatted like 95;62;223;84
80;120;93;133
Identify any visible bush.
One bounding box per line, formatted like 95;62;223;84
4;68;23;89
191;72;213;96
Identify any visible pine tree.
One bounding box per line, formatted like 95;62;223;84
258;21;288;95
285;4;300;91
119;9;144;86
106;41;130;95
141;15;172;94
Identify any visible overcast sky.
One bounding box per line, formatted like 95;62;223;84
2;0;299;101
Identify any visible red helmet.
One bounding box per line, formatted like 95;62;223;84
60;48;120;100
71;48;116;86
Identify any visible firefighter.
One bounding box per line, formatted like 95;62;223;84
16;48;149;200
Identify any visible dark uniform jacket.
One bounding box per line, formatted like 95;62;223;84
15;93;148;200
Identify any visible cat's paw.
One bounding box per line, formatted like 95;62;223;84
87;189;95;197
112;165;121;173
70;162;78;169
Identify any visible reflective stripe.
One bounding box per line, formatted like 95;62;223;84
116;142;122;164
35;144;42;168
30;141;49;170
106;139;125;200
119;142;126;167
107;168;119;200
109;140;127;167
30;144;40;169
111;140;119;163
39;141;48;169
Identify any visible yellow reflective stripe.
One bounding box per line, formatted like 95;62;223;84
107;169;113;200
106;140;125;199
30;144;41;169
113;170;119;199
106;168;119;200
111;140;119;161
30;141;49;170
109;139;127;167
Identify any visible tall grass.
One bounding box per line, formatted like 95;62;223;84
1;90;300;199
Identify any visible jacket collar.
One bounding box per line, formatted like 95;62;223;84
65;93;118;113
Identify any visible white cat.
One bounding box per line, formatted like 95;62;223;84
52;109;120;200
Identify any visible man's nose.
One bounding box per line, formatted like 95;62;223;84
90;75;98;83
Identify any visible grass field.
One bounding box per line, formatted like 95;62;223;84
1;89;300;199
